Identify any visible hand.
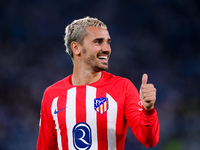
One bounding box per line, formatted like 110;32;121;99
139;74;156;110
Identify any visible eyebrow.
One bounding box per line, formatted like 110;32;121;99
93;38;111;42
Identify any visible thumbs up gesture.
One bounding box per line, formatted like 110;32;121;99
139;74;157;110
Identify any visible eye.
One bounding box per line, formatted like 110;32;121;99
93;38;111;45
95;40;100;44
95;39;103;45
107;40;111;45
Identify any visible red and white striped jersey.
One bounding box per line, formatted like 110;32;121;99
37;71;159;150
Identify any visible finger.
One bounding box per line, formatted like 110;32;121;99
142;73;148;85
142;92;156;98
141;86;156;93
143;95;156;101
141;83;155;90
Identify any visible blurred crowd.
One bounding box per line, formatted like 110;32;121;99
0;0;200;150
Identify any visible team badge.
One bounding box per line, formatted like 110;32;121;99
73;122;92;150
94;97;109;114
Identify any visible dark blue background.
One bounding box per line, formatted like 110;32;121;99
0;0;200;149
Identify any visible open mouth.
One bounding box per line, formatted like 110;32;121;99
98;56;108;60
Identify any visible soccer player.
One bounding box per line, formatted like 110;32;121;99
37;17;159;150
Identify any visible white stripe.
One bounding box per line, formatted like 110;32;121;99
66;87;76;150
86;86;98;149
100;104;103;114
107;94;117;150
51;96;62;150
104;101;107;112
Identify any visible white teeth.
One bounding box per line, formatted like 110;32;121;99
98;56;107;59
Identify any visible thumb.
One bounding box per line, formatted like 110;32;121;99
142;73;148;85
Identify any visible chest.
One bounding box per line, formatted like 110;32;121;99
51;85;125;131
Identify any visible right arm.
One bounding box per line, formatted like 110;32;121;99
37;92;58;150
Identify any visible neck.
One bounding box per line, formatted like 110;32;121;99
72;68;102;86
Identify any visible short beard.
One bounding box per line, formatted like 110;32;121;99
83;49;109;72
92;64;109;72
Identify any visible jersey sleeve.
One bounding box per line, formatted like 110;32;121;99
37;90;58;150
124;79;159;148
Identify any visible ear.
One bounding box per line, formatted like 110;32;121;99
71;41;81;56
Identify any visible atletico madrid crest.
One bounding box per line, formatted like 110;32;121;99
94;97;109;114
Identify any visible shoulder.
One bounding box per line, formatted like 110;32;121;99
44;75;72;94
103;71;132;84
100;72;136;91
101;72;139;98
40;75;72;109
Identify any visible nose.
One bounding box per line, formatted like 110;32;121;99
102;42;111;53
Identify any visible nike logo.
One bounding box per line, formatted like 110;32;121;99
54;106;68;114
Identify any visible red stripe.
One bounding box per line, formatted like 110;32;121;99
57;94;68;150
106;100;108;111
96;90;108;150
102;102;105;113
76;86;86;123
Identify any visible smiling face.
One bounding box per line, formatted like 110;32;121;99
78;26;111;72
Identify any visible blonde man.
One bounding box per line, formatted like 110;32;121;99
37;16;159;150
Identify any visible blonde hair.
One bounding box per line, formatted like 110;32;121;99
64;16;107;58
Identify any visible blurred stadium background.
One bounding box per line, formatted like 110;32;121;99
0;0;200;149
